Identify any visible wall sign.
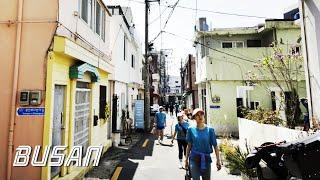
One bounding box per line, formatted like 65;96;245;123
134;100;144;129
210;105;221;109
17;107;45;116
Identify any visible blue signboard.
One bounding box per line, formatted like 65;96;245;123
17;107;45;116
134;100;144;129
210;105;221;109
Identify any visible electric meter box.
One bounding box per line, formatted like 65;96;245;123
29;91;42;105
19;91;30;106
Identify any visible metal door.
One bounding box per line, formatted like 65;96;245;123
51;85;65;178
74;88;90;155
112;94;118;132
74;88;91;155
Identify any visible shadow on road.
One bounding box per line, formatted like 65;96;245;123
86;113;176;179
117;133;156;180
85;132;156;179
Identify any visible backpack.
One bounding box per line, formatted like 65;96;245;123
178;123;187;137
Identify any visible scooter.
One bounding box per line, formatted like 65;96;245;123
245;133;320;180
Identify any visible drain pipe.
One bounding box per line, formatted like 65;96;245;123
7;0;24;179
301;0;314;127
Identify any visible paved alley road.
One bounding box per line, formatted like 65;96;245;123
116;113;241;180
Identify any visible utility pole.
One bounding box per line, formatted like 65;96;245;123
180;59;183;94
144;0;150;131
180;59;183;107
159;50;163;104
163;52;166;100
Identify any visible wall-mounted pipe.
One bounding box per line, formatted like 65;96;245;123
301;0;314;126
7;0;24;179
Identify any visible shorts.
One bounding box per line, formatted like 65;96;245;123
156;126;165;130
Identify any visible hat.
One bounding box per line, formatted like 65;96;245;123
177;112;183;117
192;108;204;117
159;106;163;109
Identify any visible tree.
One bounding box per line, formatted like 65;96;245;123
250;45;304;128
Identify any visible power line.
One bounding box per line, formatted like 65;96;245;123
149;5;168;25
195;0;198;22
150;30;163;43
110;0;134;50
162;0;180;30
127;0;270;19
150;0;180;43
159;1;163;49
163;31;258;64
172;5;269;19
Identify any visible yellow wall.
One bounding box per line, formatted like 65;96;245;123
42;52;75;180
92;70;112;148
42;37;112;180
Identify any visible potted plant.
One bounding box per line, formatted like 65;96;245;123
220;140;257;179
104;102;111;123
219;140;240;175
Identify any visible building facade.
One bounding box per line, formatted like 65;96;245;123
147;49;172;106
148;52;161;106
195;19;307;136
0;0;117;179
181;54;199;109
166;75;182;105
299;0;320;124
108;6;144;132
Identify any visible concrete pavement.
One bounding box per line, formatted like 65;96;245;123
116;113;241;180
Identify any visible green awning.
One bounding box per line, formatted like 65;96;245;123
70;63;100;82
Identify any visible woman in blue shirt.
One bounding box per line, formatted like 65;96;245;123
171;112;190;168
185;108;221;180
155;106;166;144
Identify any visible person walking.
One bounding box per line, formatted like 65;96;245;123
181;108;196;127
171;113;189;168
175;103;179;117
186;111;197;127
170;103;174;116
185;108;221;180
155;106;166;144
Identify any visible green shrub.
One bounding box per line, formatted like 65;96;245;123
245;108;283;126
220;140;257;178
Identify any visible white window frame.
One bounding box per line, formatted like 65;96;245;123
94;0;106;40
124;36;127;61
79;0;106;40
94;0;102;36
131;54;135;68
101;10;106;41
221;41;245;48
234;41;244;48
251;101;260;110
79;0;93;27
221;41;233;48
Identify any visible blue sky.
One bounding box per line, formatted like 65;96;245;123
105;0;298;75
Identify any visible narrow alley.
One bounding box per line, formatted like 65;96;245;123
87;113;241;180
1;0;320;180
